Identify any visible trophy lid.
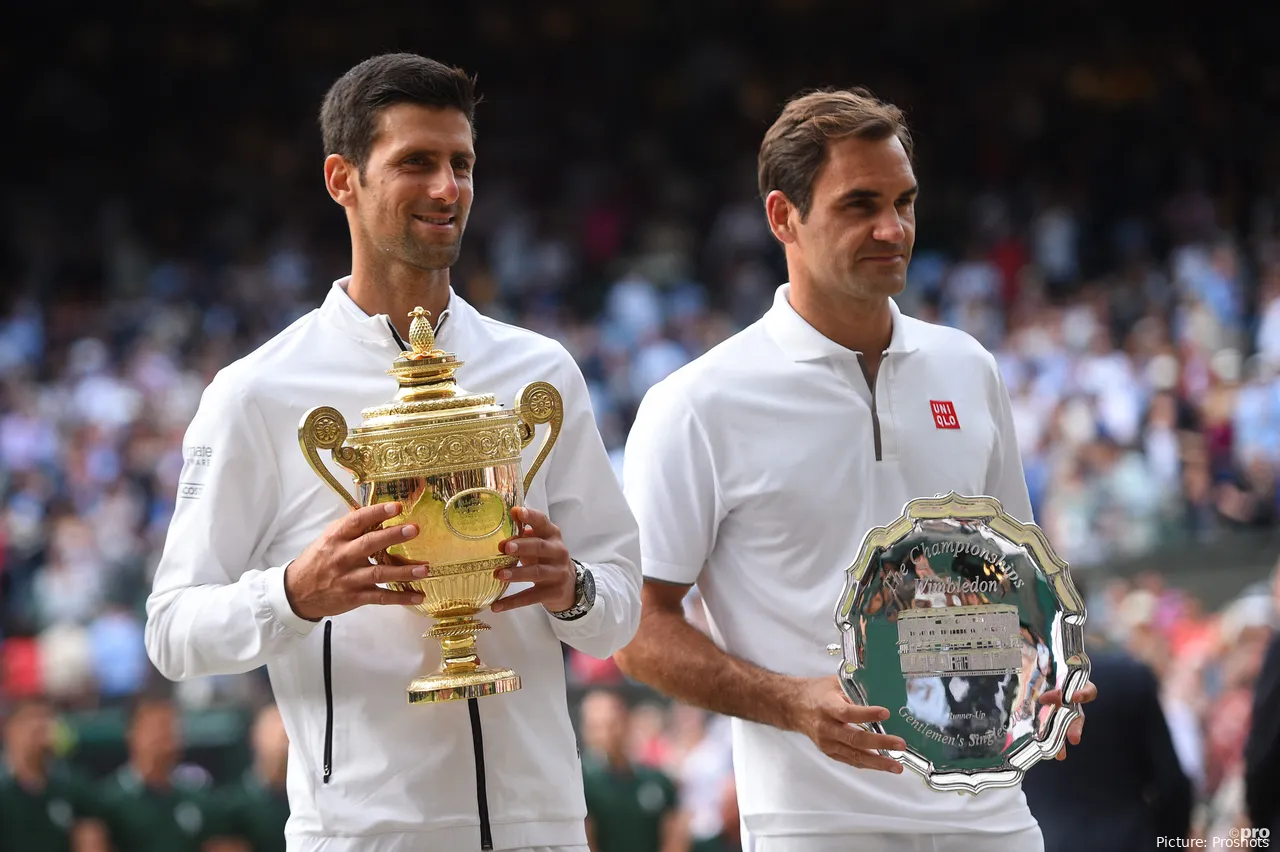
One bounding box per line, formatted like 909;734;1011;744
356;306;503;429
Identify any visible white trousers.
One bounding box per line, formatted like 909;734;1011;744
752;825;1044;852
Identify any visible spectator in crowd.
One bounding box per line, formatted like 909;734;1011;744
581;689;687;852
664;706;736;852
94;695;229;852
0;695;107;852
1023;624;1193;850
1245;571;1280;838
209;704;291;852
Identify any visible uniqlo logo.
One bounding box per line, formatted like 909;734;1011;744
931;400;960;429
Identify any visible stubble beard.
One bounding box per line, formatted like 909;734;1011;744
841;270;908;302
393;225;463;272
407;240;461;271
855;253;911;299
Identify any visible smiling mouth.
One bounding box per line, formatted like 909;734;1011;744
412;214;456;227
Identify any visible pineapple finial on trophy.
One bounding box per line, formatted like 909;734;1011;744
408;306;437;358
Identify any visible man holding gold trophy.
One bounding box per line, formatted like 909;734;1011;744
616;88;1097;852
145;54;642;852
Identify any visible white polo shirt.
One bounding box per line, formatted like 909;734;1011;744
622;283;1038;839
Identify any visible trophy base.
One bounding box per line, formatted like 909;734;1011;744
407;666;522;704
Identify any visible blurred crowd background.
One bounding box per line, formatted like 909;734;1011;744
4;0;1280;849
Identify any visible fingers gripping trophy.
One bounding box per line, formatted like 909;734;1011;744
298;307;563;704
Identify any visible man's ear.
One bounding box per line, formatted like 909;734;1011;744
765;190;798;245
324;154;358;208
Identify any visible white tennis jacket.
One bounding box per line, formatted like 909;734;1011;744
145;279;643;852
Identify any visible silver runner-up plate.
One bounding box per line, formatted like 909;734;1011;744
829;492;1090;794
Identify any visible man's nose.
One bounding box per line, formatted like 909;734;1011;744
427;167;460;205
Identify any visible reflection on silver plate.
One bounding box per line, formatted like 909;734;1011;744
829;492;1090;794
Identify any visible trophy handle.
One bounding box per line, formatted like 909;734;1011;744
298;406;361;511
515;381;563;495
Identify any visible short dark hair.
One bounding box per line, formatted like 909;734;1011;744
320;53;478;177
126;690;175;732
758;87;913;221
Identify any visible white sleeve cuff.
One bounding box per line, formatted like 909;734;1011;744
262;562;319;637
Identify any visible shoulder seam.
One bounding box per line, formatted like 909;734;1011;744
223;310;320;376
474;313;557;339
666;382;727;520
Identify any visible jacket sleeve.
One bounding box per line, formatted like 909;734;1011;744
1134;661;1194;840
1246;631;1280;831
540;353;643;658
145;373;317;681
983;352;1036;524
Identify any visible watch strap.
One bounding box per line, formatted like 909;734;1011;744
551;560;593;621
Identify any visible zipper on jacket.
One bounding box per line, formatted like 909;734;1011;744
467;698;494;851
386;318;409;352
387;312;448;352
322;620;334;784
857;353;885;462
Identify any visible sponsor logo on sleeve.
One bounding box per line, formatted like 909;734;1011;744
177;445;215;499
185;446;214;467
177;482;205;500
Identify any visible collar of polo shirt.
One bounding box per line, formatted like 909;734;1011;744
763;283;921;362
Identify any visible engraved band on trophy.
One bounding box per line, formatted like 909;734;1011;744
298;307;563;704
827;492;1090;793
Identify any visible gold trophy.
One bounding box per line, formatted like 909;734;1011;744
298;307;563;704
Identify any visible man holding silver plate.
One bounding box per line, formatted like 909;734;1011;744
617;87;1096;852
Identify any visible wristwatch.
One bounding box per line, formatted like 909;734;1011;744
551;559;596;621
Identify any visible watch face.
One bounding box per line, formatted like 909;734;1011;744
582;568;596;606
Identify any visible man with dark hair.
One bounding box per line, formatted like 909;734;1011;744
145;52;641;852
0;696;108;852
318;54;477;174
95;695;225;852
579;690;686;852
616;87;1095;851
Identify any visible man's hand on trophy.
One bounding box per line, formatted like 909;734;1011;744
789;676;907;774
490;506;577;615
1038;681;1098;760
283;502;429;622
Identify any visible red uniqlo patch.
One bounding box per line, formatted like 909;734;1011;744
931;400;960;429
